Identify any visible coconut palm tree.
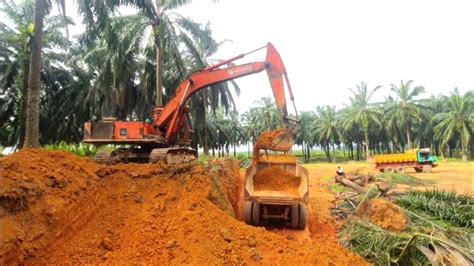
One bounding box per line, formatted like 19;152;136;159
295;111;316;163
0;0;69;147
77;0;213;108
314;105;343;162
386;80;427;149
343;82;382;161
432;89;473;161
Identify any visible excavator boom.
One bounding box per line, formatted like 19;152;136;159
156;43;298;144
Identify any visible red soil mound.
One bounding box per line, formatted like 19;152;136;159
357;198;409;231
1;150;367;265
253;165;300;194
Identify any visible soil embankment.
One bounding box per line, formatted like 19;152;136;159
1;149;367;265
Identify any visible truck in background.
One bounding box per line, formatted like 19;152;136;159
374;148;438;173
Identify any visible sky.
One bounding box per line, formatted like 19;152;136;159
63;0;474;113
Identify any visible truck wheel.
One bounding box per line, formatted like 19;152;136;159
414;167;422;173
423;165;433;173
291;204;299;229
244;201;253;225
379;168;385;173
252;202;260;226
396;167;405;173
385;167;395;173
298;204;307;230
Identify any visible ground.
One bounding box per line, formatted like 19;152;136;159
1;149;367;265
304;161;473;194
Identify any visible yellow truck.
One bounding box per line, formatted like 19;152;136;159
374;148;438;173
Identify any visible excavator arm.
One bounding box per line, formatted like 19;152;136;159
155;43;299;143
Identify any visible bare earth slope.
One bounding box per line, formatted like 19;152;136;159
0;150;366;265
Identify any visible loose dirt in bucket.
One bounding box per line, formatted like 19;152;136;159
253;128;292;159
357;198;409;232
253;166;300;195
1;149;367;265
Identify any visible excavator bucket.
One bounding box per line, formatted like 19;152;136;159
254;128;294;152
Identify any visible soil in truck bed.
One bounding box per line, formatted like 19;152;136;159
253;166;300;195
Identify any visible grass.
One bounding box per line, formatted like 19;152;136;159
375;172;424;185
44;142;114;157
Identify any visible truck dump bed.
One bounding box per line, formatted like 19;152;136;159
243;154;309;229
374;149;418;164
245;155;309;205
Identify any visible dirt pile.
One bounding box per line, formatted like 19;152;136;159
1;150;367;265
253;128;292;159
357;198;408;231
0;148;101;262
253;166;300;194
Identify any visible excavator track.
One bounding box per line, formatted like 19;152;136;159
150;148;197;164
94;151;118;164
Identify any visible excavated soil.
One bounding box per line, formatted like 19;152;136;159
253;128;292;158
253;166;300;195
1;149;367;265
357;198;409;232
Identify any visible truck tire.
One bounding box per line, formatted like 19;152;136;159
291;204;299;229
414;167;422;173
252;202;260;226
385;167;395;173
244;201;253;225
298;204;307;230
396;167;405;173
423;165;433;173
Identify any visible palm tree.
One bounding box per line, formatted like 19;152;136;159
23;0;47;147
343;82;382;161
386;80;427;149
77;0;211;108
0;0;69;148
432;89;473;161
314;106;343;162
295;111;316;163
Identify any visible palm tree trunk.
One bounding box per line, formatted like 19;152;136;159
406;119;412;149
18;64;29;149
154;36;163;107
24;0;45;148
364;130;370;162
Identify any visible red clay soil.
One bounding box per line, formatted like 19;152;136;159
1;149;367;265
253;166;300;195
253;128;292;159
357;198;409;232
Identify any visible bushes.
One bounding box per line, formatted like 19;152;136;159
44;142;98;157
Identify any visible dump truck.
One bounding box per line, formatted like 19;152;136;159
244;152;309;229
374;148;438;173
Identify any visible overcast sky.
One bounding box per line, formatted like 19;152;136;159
64;0;474;113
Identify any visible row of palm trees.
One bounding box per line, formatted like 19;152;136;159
201;83;472;162
0;1;472;162
1;0;237;148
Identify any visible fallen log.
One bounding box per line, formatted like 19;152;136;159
334;175;366;193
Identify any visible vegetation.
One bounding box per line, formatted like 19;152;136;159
0;1;472;162
375;172;423;185
397;189;473;227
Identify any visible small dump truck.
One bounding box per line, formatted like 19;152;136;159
374;148;438;173
244;153;309;229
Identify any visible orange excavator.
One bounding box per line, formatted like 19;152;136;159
84;43;299;164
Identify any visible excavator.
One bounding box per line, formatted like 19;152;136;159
83;43;299;164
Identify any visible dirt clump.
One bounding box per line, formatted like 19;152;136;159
357;198;408;231
253;128;292;158
253;165;300;194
